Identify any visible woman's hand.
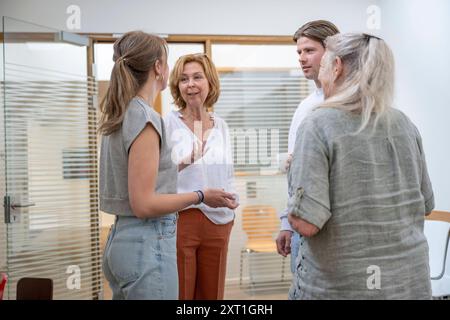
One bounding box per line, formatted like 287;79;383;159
178;140;209;172
276;230;293;257
285;154;293;171
203;188;239;209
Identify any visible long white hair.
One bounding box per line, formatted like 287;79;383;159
319;33;395;134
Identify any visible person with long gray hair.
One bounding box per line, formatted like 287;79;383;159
287;33;434;299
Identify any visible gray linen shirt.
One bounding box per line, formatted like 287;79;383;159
287;107;434;299
100;97;177;217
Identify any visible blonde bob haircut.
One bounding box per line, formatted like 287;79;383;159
170;53;220;110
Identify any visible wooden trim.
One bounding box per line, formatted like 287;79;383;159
154;93;162;115
1;32;294;45
426;210;450;223
97;81;109;105
88;34;294;116
87;37;95;78
86;34;294;45
87;34;101;299
167;34;294;45
205;39;212;58
87;34;119;43
217;67;299;73
0;32;56;42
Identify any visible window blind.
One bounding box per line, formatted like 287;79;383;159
1;17;102;300
1;62;102;299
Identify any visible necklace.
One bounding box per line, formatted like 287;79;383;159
179;110;214;126
178;110;215;139
180;110;210;121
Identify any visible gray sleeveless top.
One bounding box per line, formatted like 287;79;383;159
100;97;177;217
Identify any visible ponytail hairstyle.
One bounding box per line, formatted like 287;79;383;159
319;33;395;133
98;31;168;135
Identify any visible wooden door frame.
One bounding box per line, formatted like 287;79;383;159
86;33;295;114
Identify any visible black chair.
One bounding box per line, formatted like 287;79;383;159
16;277;53;300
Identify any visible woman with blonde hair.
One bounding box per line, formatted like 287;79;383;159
164;53;238;300
287;33;434;299
99;32;237;300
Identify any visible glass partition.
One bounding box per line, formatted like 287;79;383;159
212;43;313;298
1;16;101;300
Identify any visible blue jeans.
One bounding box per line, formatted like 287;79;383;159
288;232;304;299
102;214;178;299
290;232;301;274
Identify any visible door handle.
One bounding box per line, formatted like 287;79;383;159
4;196;11;224
11;202;36;210
4;196;36;224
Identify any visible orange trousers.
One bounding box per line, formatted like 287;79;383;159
177;208;234;300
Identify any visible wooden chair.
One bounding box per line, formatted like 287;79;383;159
426;210;450;223
424;210;450;299
16;277;53;300
239;205;286;287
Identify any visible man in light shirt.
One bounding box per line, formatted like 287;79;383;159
276;20;339;273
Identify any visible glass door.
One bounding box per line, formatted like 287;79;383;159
211;43;311;298
0;16;101;299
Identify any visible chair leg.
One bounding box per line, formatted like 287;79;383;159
239;249;244;287
247;251;255;294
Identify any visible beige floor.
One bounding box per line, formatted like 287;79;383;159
102;280;289;300
100;226;290;300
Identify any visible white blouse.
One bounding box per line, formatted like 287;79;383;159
163;110;237;225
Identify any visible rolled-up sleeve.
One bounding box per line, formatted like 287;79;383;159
287;116;331;229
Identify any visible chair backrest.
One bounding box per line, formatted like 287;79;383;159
16;277;53;300
423;220;450;279
242;205;279;240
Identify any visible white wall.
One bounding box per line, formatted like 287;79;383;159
379;0;450;211
0;0;374;35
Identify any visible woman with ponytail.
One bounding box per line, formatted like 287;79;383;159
287;33;434;299
99;31;238;300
